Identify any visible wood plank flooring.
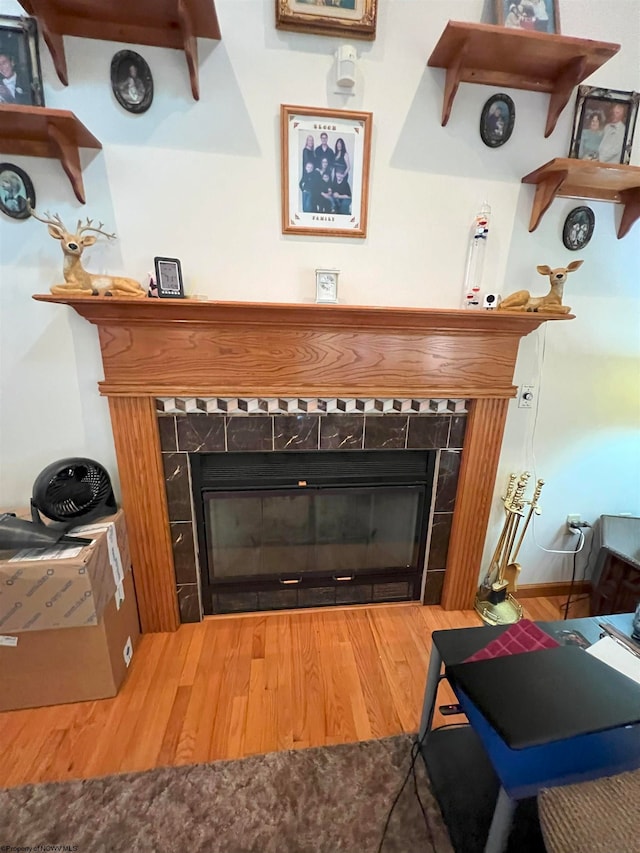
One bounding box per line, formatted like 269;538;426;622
0;595;588;788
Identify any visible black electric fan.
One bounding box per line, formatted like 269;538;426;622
0;458;117;550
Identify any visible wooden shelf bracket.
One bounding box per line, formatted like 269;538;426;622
545;55;587;138
178;0;200;101
528;169;568;232
47;118;86;203
441;41;469;127
618;187;640;239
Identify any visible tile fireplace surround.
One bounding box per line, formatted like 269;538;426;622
33;295;572;632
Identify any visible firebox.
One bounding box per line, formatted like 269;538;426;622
191;450;435;614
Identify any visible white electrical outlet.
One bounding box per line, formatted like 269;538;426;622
567;514;581;533
518;385;535;408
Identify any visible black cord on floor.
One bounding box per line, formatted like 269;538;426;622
376;731;438;853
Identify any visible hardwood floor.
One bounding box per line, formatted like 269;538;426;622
0;595;588;789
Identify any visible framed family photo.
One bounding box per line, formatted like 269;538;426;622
496;0;560;34
0;162;35;220
281;104;372;239
275;0;377;41
568;86;640;165
0;14;44;106
111;50;153;114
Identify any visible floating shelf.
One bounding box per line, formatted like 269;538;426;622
522;158;640;238
20;0;221;101
428;21;620;137
0;104;101;203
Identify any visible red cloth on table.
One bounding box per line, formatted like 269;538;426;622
464;619;559;663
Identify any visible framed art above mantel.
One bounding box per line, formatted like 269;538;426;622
275;0;377;40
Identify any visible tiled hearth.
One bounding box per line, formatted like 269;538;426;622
157;398;468;623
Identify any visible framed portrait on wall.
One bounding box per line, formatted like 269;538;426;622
495;0;560;34
568;86;640;165
281;104;372;239
0;15;44;106
275;0;377;41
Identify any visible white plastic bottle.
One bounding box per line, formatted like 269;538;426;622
461;202;491;309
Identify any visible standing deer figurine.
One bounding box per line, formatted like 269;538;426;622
30;207;145;298
498;260;583;314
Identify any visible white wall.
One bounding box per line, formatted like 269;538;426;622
1;0;639;584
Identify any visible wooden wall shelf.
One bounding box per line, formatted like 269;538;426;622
522;158;640;238
428;21;620;137
20;0;221;101
0;104;101;203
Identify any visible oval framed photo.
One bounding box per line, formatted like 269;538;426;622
562;206;595;251
110;50;153;114
480;94;515;148
0;162;35;220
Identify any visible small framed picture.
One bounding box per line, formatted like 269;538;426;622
110;50;153;114
154;257;184;299
568;86;640;165
0;162;35;220
495;0;560;33
315;269;339;304
480;94;515;148
562;206;595;251
276;0;377;41
0;14;44;106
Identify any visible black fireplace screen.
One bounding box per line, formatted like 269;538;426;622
192;450;435;614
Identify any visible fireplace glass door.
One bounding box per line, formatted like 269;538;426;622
193;450;434;614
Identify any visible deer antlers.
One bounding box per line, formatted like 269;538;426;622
27;204;116;240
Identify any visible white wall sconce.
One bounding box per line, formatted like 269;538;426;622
335;44;357;92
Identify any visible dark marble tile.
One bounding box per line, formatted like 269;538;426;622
177;583;201;623
335;584;373;605
258;589;297;611
319;415;364;450
407;415;450;450
163;453;193;522
176;414;225;452
427;513;453;570
274;415;320;451
226;416;273;451
372;581;411;602
448;415;467;449
363;416;408;449
157;416;177;452
170;521;198;585
423;571;445;605
435;450;462;512
216;590;259;614
298;586;336;607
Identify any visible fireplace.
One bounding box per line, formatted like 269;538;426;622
32;295;571;631
191;449;434;614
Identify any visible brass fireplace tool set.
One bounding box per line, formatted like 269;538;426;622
475;472;545;625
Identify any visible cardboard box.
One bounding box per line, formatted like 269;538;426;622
0;570;140;711
0;511;129;633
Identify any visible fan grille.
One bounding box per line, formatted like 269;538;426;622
33;459;115;523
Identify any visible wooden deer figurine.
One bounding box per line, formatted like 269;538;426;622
498;260;583;314
30;207;145;298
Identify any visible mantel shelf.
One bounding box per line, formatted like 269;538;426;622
428;21;620;137
522;158;640;237
20;0;221;100
32;294;574;338
0;105;101;203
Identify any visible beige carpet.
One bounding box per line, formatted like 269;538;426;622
0;734;453;853
538;767;640;853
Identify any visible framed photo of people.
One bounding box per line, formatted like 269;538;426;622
496;0;560;34
281;105;372;239
275;0;377;41
0;15;44;106
568;86;640;165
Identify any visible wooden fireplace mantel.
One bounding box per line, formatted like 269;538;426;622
33;294;573;632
